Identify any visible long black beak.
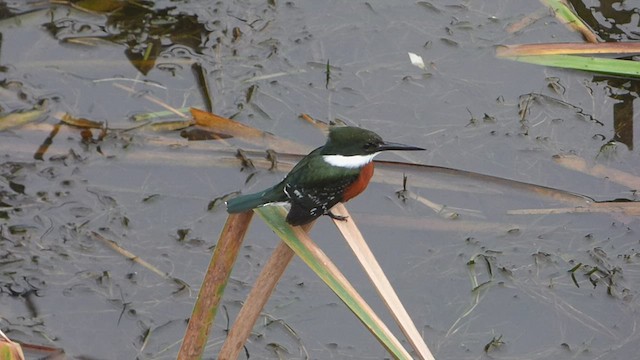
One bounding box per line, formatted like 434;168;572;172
377;141;425;152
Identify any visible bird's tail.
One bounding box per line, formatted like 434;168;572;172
226;186;285;213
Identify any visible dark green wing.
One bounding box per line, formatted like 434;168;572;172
283;154;360;225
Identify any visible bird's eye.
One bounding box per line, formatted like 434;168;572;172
364;142;376;149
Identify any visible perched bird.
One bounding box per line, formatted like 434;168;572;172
226;126;424;226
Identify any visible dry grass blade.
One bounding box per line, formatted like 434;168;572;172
191;108;310;153
132;108;191;122
218;222;314;359
191;108;266;138
60;113;105;129
541;0;598;43
146;119;195;132
374;160;591;205
508;201;640;216
298;113;329;131
331;203;435;360
178;211;254;360
506;7;548;33
408;190;461;219
359;214;526;233
90;231;174;280
553;154;640;190
0;107;46;132
112;82;189;118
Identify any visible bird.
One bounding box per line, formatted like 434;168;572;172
226;126;425;226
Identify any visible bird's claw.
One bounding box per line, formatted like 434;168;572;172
327;211;348;222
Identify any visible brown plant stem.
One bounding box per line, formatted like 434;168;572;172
218;222;314;359
178;211;254;360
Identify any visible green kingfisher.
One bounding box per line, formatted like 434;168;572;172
226;126;424;226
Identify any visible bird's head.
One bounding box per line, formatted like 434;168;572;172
321;126;424;156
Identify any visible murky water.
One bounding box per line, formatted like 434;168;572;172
1;1;640;359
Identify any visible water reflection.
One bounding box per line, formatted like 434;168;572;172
42;2;207;74
573;0;640;150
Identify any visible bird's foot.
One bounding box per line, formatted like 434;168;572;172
327;211;348;222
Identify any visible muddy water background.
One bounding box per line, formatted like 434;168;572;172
1;1;640;359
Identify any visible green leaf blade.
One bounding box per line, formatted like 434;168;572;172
504;54;640;78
